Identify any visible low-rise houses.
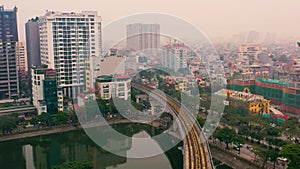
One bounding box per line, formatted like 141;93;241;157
215;88;270;114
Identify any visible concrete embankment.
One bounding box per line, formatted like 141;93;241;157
0;125;81;142
0;119;161;142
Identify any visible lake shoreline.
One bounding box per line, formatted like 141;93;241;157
0;119;161;142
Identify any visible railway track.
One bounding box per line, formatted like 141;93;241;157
132;83;212;169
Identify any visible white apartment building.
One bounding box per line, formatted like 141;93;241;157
162;44;188;71
32;68;47;115
39;10;102;99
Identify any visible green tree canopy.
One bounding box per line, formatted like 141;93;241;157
279;144;300;169
215;127;237;149
52;161;93;169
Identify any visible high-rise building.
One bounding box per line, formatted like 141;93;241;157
126;23;160;51
16;42;28;79
231;32;246;44
25;17;41;71
246;31;259;44
31;65;63;115
85;56;101;91
0;6;19;99
162;43;187;71
38;11;102;99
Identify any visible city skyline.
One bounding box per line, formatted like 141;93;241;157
1;2;300;169
2;0;300;42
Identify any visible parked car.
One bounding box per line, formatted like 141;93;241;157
233;145;240;151
277;157;288;162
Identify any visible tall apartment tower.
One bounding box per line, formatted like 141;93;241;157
16;42;28;81
0;6;19;100
246;31;259;44
162;43;187;71
25;17;41;71
126;23;160;51
38;11;102;99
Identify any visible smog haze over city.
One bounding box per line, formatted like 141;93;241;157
2;0;300;41
1;1;300;169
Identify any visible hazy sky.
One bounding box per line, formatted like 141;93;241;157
2;0;300;41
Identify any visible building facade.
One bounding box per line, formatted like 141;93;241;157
31;66;63;115
162;43;188;71
38;11;102;99
0;6;19;99
25;17;41;71
238;44;261;64
126;23;160;51
230;78;300;115
215;88;270;114
95;75;130;100
16;42;28;79
85;56;101;91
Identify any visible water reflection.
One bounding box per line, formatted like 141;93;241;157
0;123;182;169
112;131;172;169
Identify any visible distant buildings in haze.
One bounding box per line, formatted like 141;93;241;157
126;23;160;51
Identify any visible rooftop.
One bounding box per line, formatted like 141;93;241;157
43;10;100;18
215;89;267;102
257;78;287;86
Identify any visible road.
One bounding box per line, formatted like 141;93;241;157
0;105;36;116
132;83;212;169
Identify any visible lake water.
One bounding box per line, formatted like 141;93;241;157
0;123;183;169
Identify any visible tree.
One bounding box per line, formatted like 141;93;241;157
68;110;78;124
197;116;205;128
283;117;300;140
279;144;300;169
52;161;93;169
267;149;279;169
266;126;281;137
215;127;237;149
253;146;268;168
55;112;68;124
37;112;51;126
0;116;18;134
265;137;286;147
233;135;244;154
238;125;250;136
